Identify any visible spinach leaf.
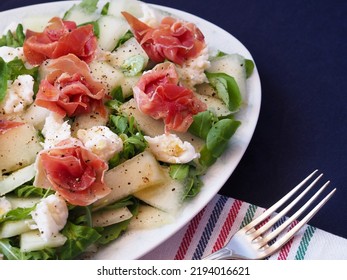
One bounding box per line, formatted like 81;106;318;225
206;72;242;112
7;57;39;80
198;145;218;168
169;164;190;181
198;118;241;168
245;59;255;78
206;118;241;158
189;110;217;140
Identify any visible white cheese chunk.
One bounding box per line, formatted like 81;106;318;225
41;112;71;149
77;126;123;161
144;133;200;164
176;46;210;89
0;46;24;62
30;194;68;241
0;75;34;114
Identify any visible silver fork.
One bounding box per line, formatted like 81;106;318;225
203;170;336;260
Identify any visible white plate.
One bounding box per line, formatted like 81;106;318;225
0;1;261;259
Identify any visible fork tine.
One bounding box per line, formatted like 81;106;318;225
244;170;319;231
262;187;336;256
252;173;323;237
256;180;330;248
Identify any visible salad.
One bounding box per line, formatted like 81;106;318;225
0;0;254;260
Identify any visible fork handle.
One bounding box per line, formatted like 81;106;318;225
202;248;233;260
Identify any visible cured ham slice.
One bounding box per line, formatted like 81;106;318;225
35;54;107;117
35;138;110;206
0;120;24;135
122;12;205;65
23;17;97;65
133;62;206;132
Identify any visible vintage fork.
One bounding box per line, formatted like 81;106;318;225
203;170;336;260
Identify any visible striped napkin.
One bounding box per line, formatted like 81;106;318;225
141;194;347;260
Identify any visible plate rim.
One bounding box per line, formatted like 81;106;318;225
0;0;261;259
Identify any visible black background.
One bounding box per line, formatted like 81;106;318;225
1;0;346;239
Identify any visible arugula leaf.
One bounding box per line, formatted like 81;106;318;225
107;114;147;168
113;30;134;50
0;239;56;260
0;239;24;260
206;72;242;112
169;164;204;199
103;196;135;210
0;206;35;224
14;185;54;198
0;57;39;101
15;24;25;46
0;24;25;47
0;57;8;102
59;222;101;260
184;173;203;199
78;21;100;37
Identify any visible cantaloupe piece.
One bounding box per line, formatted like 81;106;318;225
128;205;174;230
134;167;185;214
0;123;42;175
93;151;166;209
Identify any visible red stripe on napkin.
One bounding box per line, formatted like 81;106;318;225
174;207;206;260
277;220;299;260
212;199;242;252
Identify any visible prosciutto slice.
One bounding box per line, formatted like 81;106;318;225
134;62;206;132
122;12;206;65
23;17;97;65
35;138;110;206
35;54;106;117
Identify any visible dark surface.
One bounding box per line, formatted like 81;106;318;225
1;0;346;239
